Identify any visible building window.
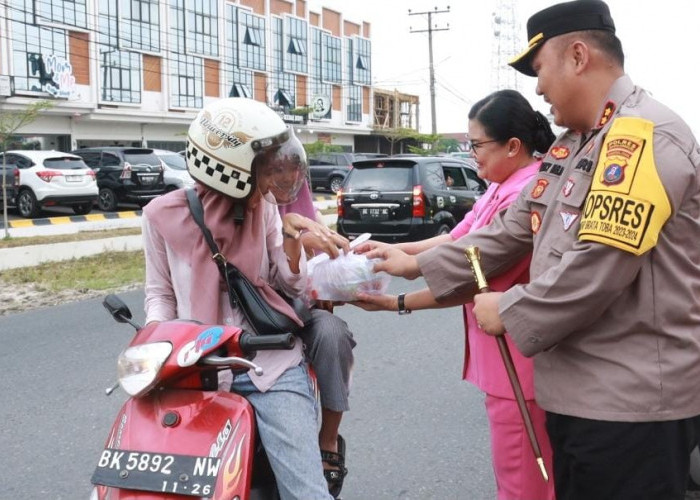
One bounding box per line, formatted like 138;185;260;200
169;0;203;108
323;33;342;83
225;4;239;67
98;0;141;103
351;36;371;86
240;11;266;71
284;16;307;74
32;0;88;29
121;0;161;53
170;54;203;108
311;27;322;80
186;0;218;57
347;85;361;122
274;73;296;110
227;68;253;98
9;1;68;93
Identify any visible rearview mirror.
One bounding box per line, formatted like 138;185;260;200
102;294;132;323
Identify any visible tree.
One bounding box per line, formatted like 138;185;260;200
406;134;461;156
374;127;419;155
302;140;343;156
0;100;53;238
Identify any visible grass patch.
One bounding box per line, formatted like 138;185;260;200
0;227;142;249
2;250;145;292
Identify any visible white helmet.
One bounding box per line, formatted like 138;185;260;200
186;97;308;204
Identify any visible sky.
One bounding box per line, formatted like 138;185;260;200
306;0;700;136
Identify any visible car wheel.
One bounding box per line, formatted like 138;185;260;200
72;203;93;215
98;187;118;212
436;223;451;237
329;176;344;193
17;189;40;218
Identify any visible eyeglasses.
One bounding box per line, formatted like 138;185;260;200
466;139;500;155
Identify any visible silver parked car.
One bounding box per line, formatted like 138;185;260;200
153;149;195;192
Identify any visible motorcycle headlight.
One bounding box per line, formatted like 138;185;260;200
117;342;172;396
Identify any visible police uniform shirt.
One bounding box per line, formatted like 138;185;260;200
417;75;700;422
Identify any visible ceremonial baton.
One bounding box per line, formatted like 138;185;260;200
465;246;549;481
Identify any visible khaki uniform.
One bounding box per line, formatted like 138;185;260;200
418;75;700;422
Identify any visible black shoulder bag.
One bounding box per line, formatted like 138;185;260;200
185;188;310;334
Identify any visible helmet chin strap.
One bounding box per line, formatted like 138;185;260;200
233;202;245;224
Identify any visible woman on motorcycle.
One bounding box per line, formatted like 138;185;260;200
142;97;345;499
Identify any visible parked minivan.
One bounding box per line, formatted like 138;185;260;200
336;156;487;242
71;147;167;211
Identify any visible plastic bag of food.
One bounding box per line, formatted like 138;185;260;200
307;234;391;301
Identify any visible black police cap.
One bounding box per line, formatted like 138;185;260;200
509;0;616;77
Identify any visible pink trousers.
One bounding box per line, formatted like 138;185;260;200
485;394;555;500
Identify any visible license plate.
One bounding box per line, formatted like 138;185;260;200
91;448;221;497
361;207;389;219
139;175;158;185
65;175;83;182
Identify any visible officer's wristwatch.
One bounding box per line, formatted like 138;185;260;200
397;293;412;315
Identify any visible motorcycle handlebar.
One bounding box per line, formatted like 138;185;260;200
239;332;295;352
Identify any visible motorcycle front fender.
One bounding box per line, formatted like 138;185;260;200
93;389;257;499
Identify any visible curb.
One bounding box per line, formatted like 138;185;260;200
1;195;335;229
1;213;338;270
0;210;142;229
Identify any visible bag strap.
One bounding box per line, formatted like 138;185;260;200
185;187;241;282
185;188;220;256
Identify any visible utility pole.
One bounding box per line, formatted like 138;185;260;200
409;6;450;135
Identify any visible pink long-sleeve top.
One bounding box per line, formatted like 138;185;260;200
142;200;306;392
450;160;539;399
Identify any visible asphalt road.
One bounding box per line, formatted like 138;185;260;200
0;278;496;499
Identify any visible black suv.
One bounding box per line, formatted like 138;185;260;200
309;152;387;193
337;156;487;242
71;147;167;211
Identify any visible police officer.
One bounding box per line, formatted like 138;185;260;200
358;1;700;497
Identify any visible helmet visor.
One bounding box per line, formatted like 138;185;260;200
254;131;308;206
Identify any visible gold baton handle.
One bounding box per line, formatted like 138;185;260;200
465;246;489;293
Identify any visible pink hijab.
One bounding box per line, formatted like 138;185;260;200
144;184;303;327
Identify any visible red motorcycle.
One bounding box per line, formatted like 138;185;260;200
90;294;306;499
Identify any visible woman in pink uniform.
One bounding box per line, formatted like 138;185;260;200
356;89;556;499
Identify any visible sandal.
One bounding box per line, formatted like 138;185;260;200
321;434;348;498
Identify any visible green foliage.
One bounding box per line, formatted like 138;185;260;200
289;106;314;116
303;140;344;155
374;127;421;155
1;100;54;238
405;134;462;156
0;100;54;150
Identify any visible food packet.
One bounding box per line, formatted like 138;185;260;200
307;233;391;301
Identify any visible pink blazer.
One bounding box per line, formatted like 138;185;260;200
450;161;539;399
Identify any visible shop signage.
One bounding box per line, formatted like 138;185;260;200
310;94;331;119
42;54;76;99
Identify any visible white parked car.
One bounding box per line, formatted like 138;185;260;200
0;150;98;218
152;149;195;191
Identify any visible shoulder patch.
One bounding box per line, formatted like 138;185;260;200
578;117;671;255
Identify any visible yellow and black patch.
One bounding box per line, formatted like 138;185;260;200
578;117;670;255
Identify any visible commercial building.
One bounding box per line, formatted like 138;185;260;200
0;0;374;151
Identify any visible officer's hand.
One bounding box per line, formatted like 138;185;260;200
365;246;421;280
473;292;506;336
